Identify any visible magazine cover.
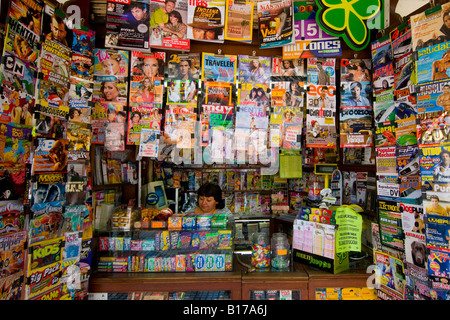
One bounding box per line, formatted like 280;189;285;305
167;79;197;104
395;115;417;148
376;146;398;176
0;53;37;98
3;17;40;68
187;0;226;43
149;0;190;50
257;0;294;49
41;2;72;48
238;55;271;84
40;38;72;87
410;2;450;51
272;56;304;77
0;231;26;277
138;128;160;157
31;173;65;206
271;78;304;107
339;106;373;148
92;75;128;103
419;142;450;182
374;121;396;148
71;28;95;57
374;89;395;124
425;214;450;248
224;0;253;42
94;48;129;77
200;104;234;147
67;121;91;156
201;52;237;83
204;81;232;106
306;58;336;85
32;138;69;173
235;105;268;130
91;101;123;144
0;200;24;233
164;104;197;149
423;180;450;203
0;169;27;201
34;100;68;137
68;78;93;123
130;76;164;104
127;104;162;144
37;79;69;108
238;82;270;109
305;83;336;148
167;52;200;79
416;110;450;146
130;50;165;78
417;78;450;114
416;40;450;84
105;0;150;51
341;81;372;107
0;87;35;126
8;0;43;36
71;53;94;82
65;180;87;205
340;58;371;82
0;123;32;168
390;22;413;90
29;201;64;243
374;250;405;300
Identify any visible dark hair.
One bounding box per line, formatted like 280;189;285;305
197;183;224;209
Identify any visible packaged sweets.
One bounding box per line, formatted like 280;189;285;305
218;230;232;249
177;232;192;249
196;215;212;230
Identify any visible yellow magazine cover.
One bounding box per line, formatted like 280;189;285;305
224;0;253;42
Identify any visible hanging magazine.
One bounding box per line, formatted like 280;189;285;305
127;104;162;144
105;0;150;51
224;0;253;42
187;0;226;43
149;0;190;50
202;52;237;83
138;128;160;157
257;0;294;49
238;55;271;84
167;52;200;80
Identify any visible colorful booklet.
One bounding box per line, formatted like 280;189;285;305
257;0;294;49
224;0;253;42
238;55;271;84
187;0;226;43
201;52;237;83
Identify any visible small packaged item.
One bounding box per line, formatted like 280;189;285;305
214;254;225;271
131;240;143;251
168;214;184;230
99;237;108;251
170;231;180;249
205;255;215;271
176;254;186;272
161;230;170;250
198;232;208;249
186;254;195;271
190;232;200;249
123;237;131;251
177;231;192;249
182;215;196;230
218;230;232;249
211;214;228;229
206;231;219;249
196;215;212;230
142;239;155;251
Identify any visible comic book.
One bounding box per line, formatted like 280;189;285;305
340;58;371;83
187;0;226;43
92;75;128;105
130;50;165;79
0;53;37;98
0;271;24;300
37;79;69;108
68;78;93;123
0;169;27;201
376;146;398;176
410;2;450;51
105;121;125;151
257;0;294;49
272;56;304;77
149;0;190;50
31;172;65;206
3;17;40;68
138;128;160;157
40;38;72;87
419;142;450;182
0;123;32;168
238;55;271;84
237;82;270;109
306;58;335;85
201;52;237;83
305;83;336;148
127;104;162;144
339;105;373;148
0;231;26;277
29;200;64;243
32;137;69;173
26;237;64;299
417;78;450;114
8;0;43;36
0;201;24;234
416;110;450;146
67;121;91;157
41;2;73;49
71;28;95;57
167;79;197;104
71;53;94;82
0;85;35;126
34;100;68;138
105;0;150;51
167;52;200;80
224;0;253;42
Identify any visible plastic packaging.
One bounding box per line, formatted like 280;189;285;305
251;232;270;268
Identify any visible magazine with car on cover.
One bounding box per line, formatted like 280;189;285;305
339;105;373;148
238;55;271;84
167;52;200;80
201;52;237;83
224;0;253;42
149;0;190;50
257;0;294;49
105;0;151;51
187;0;226;43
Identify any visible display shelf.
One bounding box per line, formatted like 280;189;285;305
88;269;243;300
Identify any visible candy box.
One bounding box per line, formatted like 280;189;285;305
196;215;212;230
168;214;184;230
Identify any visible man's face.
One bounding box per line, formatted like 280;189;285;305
179;61;190;76
50;17;67;42
164;1;175;13
193;28;206;39
352;86;361;99
131;7;146;21
34;187;47;204
431;198;440;207
444;86;450;94
442;153;450;166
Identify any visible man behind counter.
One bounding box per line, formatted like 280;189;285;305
186;183;232;216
